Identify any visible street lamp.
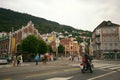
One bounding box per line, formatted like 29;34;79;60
55;36;59;59
114;49;118;60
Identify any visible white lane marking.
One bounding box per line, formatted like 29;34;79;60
94;64;114;68
46;76;73;80
87;71;117;80
94;63;120;69
109;66;120;70
97;65;120;69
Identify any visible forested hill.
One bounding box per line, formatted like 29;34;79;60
0;8;91;36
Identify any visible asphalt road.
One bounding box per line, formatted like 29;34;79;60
0;59;120;80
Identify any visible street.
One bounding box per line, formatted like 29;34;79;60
0;58;120;80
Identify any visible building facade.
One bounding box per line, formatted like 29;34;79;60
0;21;42;58
60;38;79;56
0;35;9;58
92;21;120;59
50;38;79;57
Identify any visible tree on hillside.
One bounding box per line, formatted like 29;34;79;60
76;37;83;43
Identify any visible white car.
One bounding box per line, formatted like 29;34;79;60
0;58;8;64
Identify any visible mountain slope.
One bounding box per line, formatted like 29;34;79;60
0;8;91;35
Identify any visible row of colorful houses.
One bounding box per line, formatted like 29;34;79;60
0;21;83;59
1;20;120;60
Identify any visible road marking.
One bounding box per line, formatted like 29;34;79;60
26;68;80;78
64;68;80;72
46;76;73;80
94;63;120;71
2;78;12;80
26;71;58;78
87;71;117;80
109;66;120;70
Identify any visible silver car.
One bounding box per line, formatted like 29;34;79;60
0;58;8;64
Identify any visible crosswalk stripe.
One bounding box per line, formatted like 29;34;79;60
97;65;120;69
94;63;120;70
109;66;120;70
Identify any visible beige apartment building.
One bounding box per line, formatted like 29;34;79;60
92;21;120;59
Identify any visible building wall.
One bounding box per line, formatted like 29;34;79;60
0;35;9;57
60;38;79;56
92;21;120;59
0;21;43;57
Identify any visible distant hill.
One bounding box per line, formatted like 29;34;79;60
0;8;91;36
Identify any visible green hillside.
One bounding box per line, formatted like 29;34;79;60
0;8;91;37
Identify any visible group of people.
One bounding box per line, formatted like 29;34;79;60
69;55;81;61
13;54;23;66
34;54;49;65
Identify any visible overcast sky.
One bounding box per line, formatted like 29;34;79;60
0;0;120;31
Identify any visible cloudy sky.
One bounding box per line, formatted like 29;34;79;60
0;0;120;31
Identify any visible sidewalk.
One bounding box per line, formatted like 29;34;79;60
0;58;119;69
0;62;31;68
0;58;69;68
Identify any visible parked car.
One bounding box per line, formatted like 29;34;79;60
0;58;8;64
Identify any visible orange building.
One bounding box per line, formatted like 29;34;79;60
50;38;79;57
60;38;79;56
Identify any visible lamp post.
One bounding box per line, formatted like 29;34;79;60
55;36;59;59
8;32;12;59
114;49;118;60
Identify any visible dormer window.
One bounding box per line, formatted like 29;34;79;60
107;21;111;26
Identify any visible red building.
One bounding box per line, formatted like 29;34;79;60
0;21;42;58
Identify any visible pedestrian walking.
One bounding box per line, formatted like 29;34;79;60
34;54;39;65
17;55;21;66
61;55;63;60
19;54;23;66
43;54;47;64
13;55;16;67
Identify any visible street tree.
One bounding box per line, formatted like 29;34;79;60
47;45;53;53
58;44;65;56
20;35;39;61
21;35;39;53
38;39;48;54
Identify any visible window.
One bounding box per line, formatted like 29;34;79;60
109;43;112;50
104;43;107;50
114;43;118;49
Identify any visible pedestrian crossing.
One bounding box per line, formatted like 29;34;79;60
70;62;120;71
94;63;120;71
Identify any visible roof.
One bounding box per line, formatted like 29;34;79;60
93;21;120;32
98;21;119;27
